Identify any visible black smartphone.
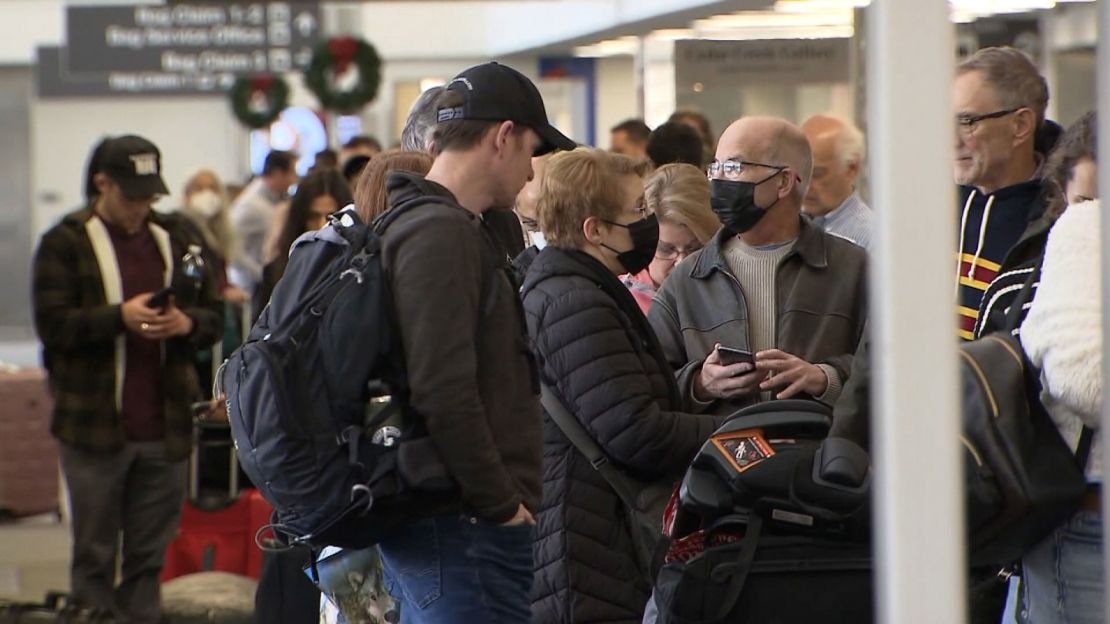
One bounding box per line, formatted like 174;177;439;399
717;346;754;367
145;287;173;311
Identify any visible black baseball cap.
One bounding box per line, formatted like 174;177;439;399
438;62;576;155
100;135;170;200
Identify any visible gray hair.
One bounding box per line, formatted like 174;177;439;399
833;119;865;169
957;46;1049;126
400;86;444;153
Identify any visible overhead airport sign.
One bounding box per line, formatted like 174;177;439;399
675;39;851;84
38;2;320;97
66;3;320;73
37;46;237;97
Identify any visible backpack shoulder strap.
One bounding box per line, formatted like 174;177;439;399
372;195;443;235
1076;426;1095;471
1003;257;1043;332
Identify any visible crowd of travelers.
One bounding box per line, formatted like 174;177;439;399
28;46;1103;624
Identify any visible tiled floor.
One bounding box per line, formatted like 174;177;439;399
0;339;39;369
0;514;71;602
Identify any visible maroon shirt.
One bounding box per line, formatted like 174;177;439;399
105;221;167;441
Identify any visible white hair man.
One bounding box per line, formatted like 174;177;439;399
801;114;873;250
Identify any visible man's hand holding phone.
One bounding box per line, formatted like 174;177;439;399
693;343;767;401
121;289;194;339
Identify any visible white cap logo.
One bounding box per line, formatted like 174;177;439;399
448;77;473;91
130;153;159;176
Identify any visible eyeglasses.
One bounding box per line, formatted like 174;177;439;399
707;159;787;181
955;108;1020;136
655;242;703;262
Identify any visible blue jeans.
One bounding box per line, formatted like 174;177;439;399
1011;510;1104;624
378;514;534;624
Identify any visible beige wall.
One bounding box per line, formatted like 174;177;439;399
594;56;638;147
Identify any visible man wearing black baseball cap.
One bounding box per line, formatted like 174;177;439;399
374;62;573;622
32;134;221;622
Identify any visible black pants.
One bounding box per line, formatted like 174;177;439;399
255;549;320;624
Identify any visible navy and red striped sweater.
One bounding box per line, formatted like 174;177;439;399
956;180;1048;340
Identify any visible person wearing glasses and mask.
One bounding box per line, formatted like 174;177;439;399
623;163;721;313
647;116;867;416
954;46;1061;340
521;148;725;623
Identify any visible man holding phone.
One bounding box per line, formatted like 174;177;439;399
648;116;868;413
32;135;222;622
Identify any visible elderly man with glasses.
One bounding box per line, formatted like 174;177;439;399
647;115;868;416
953;45;1058;341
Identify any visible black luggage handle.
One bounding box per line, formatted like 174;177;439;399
666;514;765;624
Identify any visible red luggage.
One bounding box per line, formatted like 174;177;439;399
161;414;272;582
0;367;60;520
161;488;272;581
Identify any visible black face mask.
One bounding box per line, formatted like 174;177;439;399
709;169;784;234
600;213;659;275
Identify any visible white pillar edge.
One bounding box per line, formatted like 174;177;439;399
867;0;966;622
1097;1;1110;622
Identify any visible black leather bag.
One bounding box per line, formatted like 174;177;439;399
961;263;1093;567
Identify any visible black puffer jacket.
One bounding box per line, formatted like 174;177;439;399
521;247;722;623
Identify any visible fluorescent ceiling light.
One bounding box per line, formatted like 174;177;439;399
948;0;1055;12
693;26;854;40
573;36;639;58
774;0;869;12
648;28;696;41
694;11;853;29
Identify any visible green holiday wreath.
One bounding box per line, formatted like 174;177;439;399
305;36;382;113
229;74;290;129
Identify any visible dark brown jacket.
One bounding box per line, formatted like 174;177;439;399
648;216;868;415
381;172;542;523
31;205;223;461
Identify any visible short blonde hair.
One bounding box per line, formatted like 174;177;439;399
643;164;721;244
538;148;647;248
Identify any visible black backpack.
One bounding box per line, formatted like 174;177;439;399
217;201;455;550
961;263;1093;567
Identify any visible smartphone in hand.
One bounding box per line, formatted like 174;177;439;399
717;346;755;367
145;287;173;311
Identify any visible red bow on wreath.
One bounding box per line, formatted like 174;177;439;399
327;36;360;75
250;74;274;95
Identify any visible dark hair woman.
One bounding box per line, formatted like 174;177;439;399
252;169;353;318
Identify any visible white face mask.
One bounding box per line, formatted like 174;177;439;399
530;231;547;250
187;189;223;218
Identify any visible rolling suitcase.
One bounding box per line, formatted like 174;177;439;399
0;368;59;520
161;408;271;582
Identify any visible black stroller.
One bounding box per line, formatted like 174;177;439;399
653;400;874;624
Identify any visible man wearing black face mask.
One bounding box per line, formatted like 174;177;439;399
648;116;868;415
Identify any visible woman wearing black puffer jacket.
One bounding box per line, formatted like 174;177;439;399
521;149;724;623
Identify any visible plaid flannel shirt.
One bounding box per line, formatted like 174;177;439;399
31;205;223;461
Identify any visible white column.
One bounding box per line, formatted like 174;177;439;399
867;1;965;623
1099;2;1110;622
